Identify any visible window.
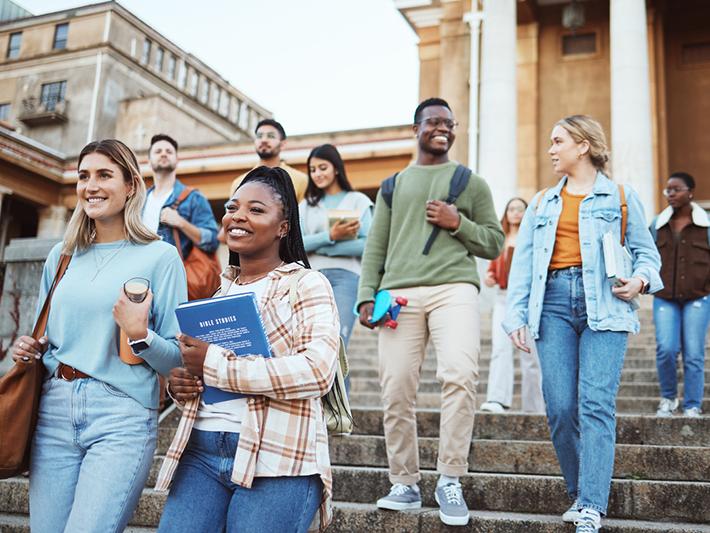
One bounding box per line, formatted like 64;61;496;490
229;97;240;124
177;61;187;88
210;85;220;110
219;90;229;116
154;46;164;71
40;81;67;111
53;23;68;50
0;103;10;121
189;70;198;97
141;38;151;64
167;54;177;80
7;32;21;59
562;32;597;56
199;78;209;104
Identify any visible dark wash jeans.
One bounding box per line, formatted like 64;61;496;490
535;267;627;515
158;429;322;533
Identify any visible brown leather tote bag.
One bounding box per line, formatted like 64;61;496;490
0;253;70;478
171;187;221;301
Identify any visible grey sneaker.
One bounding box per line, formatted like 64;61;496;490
683;407;702;418
574;508;601;532
376;483;421;511
434;482;470;526
562;498;582;523
656;397;679;417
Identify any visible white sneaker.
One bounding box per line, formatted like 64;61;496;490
656;397;679;417
683;407;702;418
562;499;582;523
574;508;601;532
480;401;506;413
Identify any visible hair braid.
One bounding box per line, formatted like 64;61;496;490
228;166;310;269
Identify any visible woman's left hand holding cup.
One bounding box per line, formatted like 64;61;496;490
113;287;152;340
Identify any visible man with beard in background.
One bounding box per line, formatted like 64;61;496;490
229;119;308;201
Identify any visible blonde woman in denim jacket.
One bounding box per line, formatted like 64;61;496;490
503;115;662;533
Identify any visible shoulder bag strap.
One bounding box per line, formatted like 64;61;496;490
170;187;195;260
171;187;194;209
32;254;71;339
618;184;628;246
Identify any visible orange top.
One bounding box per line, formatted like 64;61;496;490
549;187;585;270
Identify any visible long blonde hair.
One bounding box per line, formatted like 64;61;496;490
63;139;158;254
555;115;610;174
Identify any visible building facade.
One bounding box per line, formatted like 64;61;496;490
0;1;270;156
396;0;710;214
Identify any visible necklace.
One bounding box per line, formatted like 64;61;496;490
91;241;128;282
234;261;285;286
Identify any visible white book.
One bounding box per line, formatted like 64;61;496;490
602;230;639;310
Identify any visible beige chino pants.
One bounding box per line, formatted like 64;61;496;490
378;282;480;485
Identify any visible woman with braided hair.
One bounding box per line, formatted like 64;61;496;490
156;166;340;532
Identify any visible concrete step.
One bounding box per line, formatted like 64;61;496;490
329;503;710;533
330;467;710;524
347;366;710;383
3;470;708;527
345;354;668;370
327;435;709;481
346;391;710;413
347;408;710;446
345;337;665;354
349;378;707;397
0;513;156;533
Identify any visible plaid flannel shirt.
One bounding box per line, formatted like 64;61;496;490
155;263;340;531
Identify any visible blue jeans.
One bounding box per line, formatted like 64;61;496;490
320;268;359;347
320;268;358;394
29;376;157;533
535;267;627;515
654;295;710;410
158;429;323;533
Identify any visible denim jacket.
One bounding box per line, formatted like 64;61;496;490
503;173;662;339
146;179;219;258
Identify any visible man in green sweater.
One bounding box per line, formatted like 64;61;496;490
356;98;504;526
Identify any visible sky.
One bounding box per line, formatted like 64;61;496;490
18;0;420;135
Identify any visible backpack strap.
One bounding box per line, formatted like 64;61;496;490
380;173;398;209
287;269;349;377
422;164;472;255
618;184;627;246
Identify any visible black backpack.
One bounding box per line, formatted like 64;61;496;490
380;163;472;255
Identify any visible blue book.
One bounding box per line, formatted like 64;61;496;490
175;292;271;404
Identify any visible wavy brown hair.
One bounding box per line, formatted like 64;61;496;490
62;139;158;254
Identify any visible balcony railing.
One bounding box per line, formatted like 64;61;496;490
18;97;68;126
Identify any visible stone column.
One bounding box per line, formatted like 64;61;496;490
438;0;470;165
37;205;69;239
478;0;517;215
463;9;483;173
610;0;655;216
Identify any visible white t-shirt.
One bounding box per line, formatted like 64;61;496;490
193;276;270;433
143;187;174;233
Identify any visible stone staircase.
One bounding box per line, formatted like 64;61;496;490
1;307;709;532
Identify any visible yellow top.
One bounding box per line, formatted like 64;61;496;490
549;187;585;270
229;161;308;202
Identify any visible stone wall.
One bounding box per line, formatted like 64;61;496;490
0;237;59;374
